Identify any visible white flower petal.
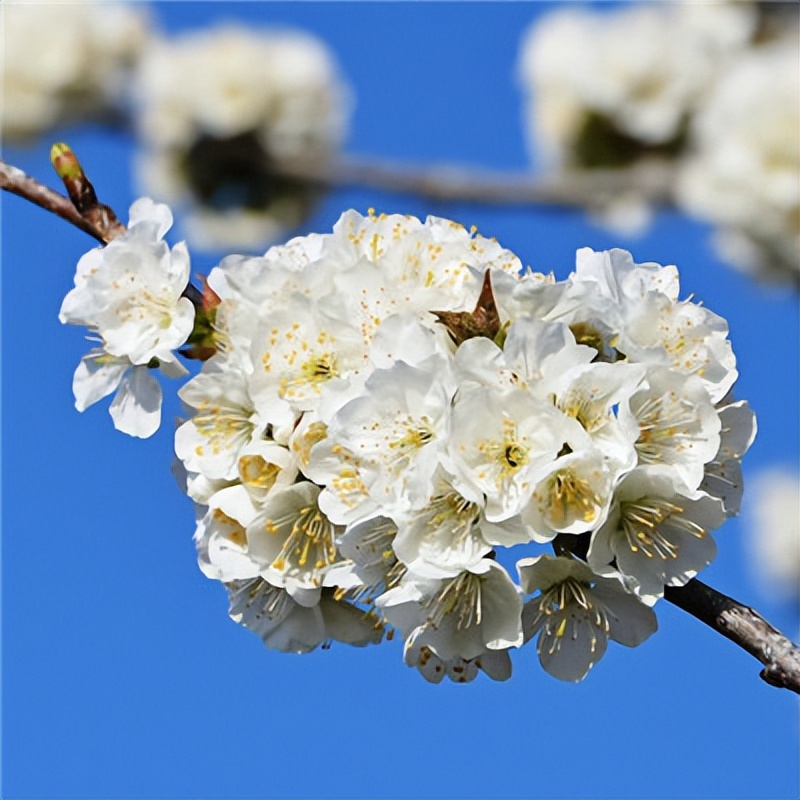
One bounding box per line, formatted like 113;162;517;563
108;365;162;438
72;350;129;412
535;607;609;683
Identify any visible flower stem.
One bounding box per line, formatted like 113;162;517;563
664;579;800;694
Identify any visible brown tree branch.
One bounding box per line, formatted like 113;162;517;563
1;158;107;243
665;579;800;693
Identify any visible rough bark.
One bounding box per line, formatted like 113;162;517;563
665;579;800;694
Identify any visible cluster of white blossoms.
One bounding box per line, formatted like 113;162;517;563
518;2;756;171
133;25;350;250
676;40;800;281
2;0;149;140
59;199;195;438
165;207;756;683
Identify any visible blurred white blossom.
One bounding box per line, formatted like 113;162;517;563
165;208;754;682
59;198;194;438
746;469;800;602
677;39;800;281
2;0;149;139
133;25;350;250
518;2;755;170
516;2;756;236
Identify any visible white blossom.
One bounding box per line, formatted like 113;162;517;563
336;515;405;602
521;448;620;542
377;559;523;663
588;469;726;604
71;349;169;440
521;247;739;404
454;317;595;395
59;198;194;437
246;482;348;605
404;627;513;684
390;469;496;577
248;292;371;428
700;399;757;516
518;555;657;682
194;486;261;583
175;358;267;481
166;210;754;682
446;385;568;522
312;359;454;523
619;367;722;493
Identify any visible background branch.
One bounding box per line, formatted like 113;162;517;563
272;154;675;208
665;579;800;693
3;151;675;245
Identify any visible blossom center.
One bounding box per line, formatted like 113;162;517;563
279;352;339;399
619;497;706;559
424;571;483;630
193;402;255;456
388;415;436;457
427;492;480;537
538;468;602;527
537;578;609;647
479;419;529;479
269;504;338;572
635;394;699;465
114;285;175;329
239;455;282;492
559;390;608;433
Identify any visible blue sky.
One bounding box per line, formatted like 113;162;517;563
2;3;798;799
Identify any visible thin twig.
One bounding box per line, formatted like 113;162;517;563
50;143;126;242
0;159;106;243
665;579;800;694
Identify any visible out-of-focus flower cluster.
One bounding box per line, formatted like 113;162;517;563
168;208;755;683
677;41;799;281
518;1;799;281
2;0;149;139
133;25;350;250
2;4;349;251
519;3;754;170
746;468;800;604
